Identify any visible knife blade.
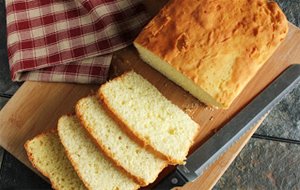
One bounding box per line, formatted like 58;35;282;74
153;64;300;190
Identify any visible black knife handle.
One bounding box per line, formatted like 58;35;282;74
152;169;188;190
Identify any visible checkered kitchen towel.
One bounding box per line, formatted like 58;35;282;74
6;0;149;83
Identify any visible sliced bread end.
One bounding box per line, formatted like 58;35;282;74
25;130;86;190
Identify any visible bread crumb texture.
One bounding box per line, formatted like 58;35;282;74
57;115;139;190
76;96;167;186
99;71;199;164
25;131;86;190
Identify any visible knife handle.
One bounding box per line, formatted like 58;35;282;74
153;169;188;190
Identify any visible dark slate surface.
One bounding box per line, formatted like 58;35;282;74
0;152;51;190
0;0;21;96
0;97;9;109
0;97;9;173
0;0;299;189
214;139;300;190
275;0;300;27
254;0;300;140
0;97;51;189
214;1;300;189
256;84;300;141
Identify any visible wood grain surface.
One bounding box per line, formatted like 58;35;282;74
0;1;300;189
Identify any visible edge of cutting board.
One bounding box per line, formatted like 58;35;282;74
0;20;299;190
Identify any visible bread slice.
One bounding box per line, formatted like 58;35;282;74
134;0;288;109
25;131;86;190
99;71;199;164
57;115;139;190
76;96;167;186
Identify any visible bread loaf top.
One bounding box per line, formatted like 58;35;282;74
135;0;288;108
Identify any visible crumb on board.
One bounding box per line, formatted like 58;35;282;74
205;106;215;111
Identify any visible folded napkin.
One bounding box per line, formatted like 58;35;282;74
6;0;149;83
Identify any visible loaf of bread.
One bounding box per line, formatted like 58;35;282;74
99;71;199;164
134;0;288;108
76;96;167;186
57;115;139;190
24;131;86;190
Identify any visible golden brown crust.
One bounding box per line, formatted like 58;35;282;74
75;103;147;186
24;131;67;190
57;125;94;190
135;0;289;108
98;81;181;165
58;116;140;190
25;136;55;190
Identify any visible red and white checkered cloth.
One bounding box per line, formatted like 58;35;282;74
6;0;149;83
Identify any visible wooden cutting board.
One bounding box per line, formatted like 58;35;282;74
1;1;300;189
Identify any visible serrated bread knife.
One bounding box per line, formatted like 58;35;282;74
153;64;300;190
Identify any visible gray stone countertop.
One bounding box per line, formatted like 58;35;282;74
216;1;300;189
0;0;300;189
